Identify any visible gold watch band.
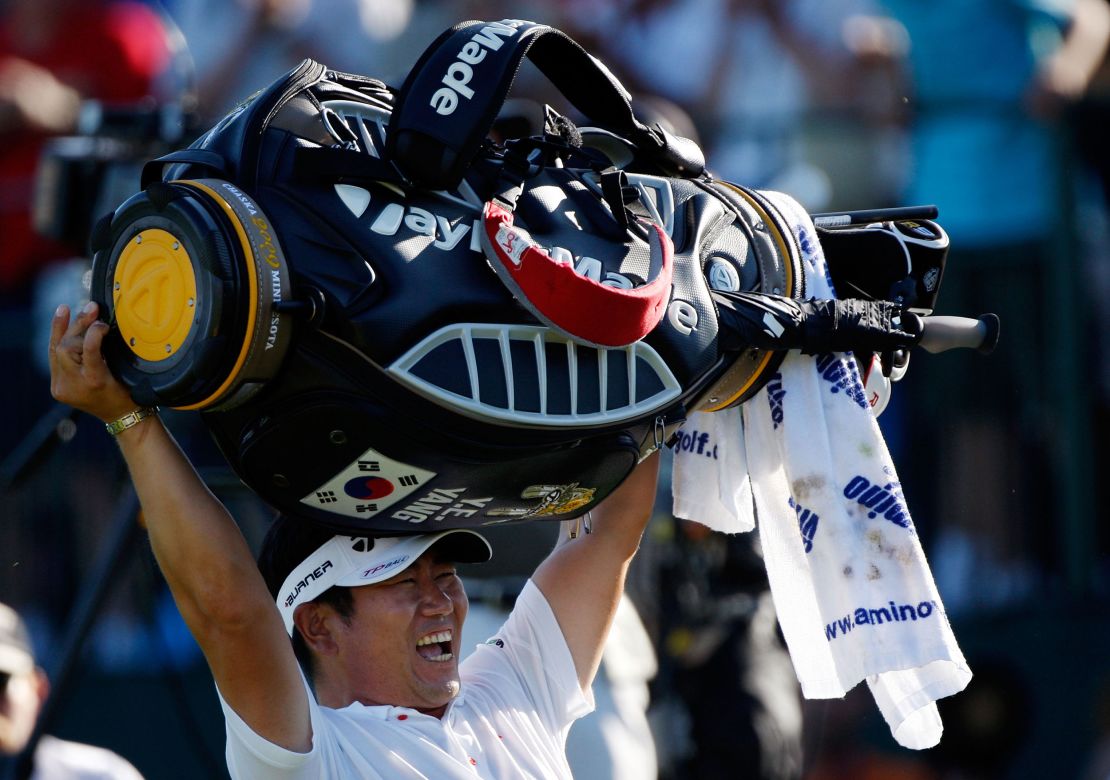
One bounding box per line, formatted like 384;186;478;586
105;407;159;436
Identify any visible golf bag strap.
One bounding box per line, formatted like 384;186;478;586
387;19;703;191
141;149;228;190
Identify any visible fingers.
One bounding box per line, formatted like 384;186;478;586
48;300;136;419
73;300;100;332
52;301;87;362
47;303;70;371
49;300;104;387
82;319;113;383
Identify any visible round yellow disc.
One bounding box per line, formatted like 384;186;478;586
113;228;198;362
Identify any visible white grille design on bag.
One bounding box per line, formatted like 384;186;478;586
389;324;681;426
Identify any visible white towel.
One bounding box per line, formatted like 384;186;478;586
671;190;971;750
670;407;752;532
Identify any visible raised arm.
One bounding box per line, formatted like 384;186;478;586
47;303;311;751
1028;0;1110;115
531;451;660;690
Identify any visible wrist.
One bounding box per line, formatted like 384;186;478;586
105;406;159;436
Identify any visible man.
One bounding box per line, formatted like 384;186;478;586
47;300;661;778
0;601;144;779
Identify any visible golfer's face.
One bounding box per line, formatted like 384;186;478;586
344;551;468;713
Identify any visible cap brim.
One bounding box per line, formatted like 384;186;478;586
332;529;492;588
427;529;493;566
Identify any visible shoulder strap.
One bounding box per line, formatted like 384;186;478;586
144;59;329;190
387;19;703;191
141;149;227;190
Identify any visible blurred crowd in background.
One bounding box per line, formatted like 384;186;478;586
1;0;1109;778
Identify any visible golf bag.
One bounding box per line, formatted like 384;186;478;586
87;19;991;534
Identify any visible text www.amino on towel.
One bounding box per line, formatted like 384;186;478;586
825;600;939;641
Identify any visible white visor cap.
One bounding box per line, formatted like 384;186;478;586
276;530;492;635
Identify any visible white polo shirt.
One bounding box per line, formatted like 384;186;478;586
218;580;594;779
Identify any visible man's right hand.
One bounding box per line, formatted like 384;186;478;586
48;302;135;423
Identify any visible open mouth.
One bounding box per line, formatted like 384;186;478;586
415;630;454;662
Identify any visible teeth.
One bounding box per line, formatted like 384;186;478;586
416;630;453;647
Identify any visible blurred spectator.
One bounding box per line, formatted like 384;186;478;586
559;0;906;210
877;0;1110;612
647;516;803;780
166;0;415;123
1071;18;1110;583
619;450;803;780
0;601;144;779
0;0;175;641
880;0;1109;245
803;688;937;780
0;0;172;305
1074;11;1110;209
923;659;1032;780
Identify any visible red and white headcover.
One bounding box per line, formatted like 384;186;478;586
481;200;674;348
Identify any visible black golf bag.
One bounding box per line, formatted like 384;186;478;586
87;19;993;534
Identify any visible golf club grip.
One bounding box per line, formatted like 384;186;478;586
918;314;1000;355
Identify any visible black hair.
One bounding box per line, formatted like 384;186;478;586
257;514;356;682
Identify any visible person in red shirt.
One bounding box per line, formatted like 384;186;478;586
0;0;171;301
